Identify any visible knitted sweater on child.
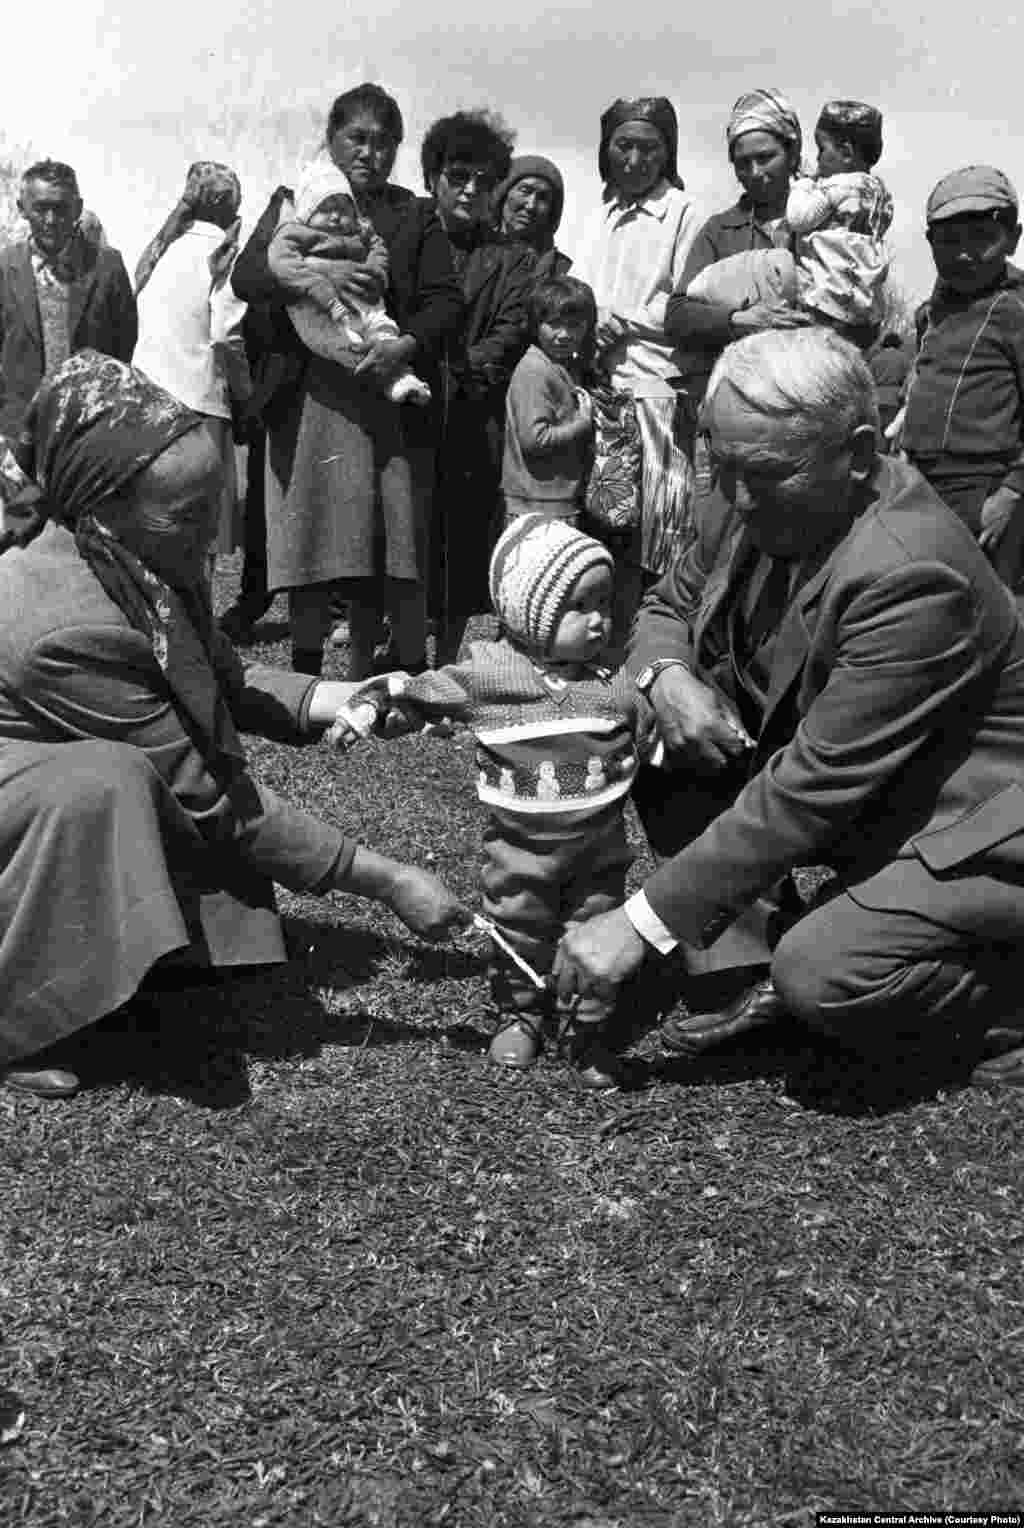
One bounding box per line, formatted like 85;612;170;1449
396;640;648;818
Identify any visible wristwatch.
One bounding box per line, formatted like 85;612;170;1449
635;658;689;696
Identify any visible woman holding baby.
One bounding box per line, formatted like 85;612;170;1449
231;84;463;680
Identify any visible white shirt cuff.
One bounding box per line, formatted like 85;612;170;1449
625;889;678;955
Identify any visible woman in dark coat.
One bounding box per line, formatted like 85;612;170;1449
493;155;572;280
231;84;463;679
0;352;466;1098
421;111;536;663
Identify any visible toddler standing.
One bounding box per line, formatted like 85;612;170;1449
501;276;596;523
336;516;659;1087
268;158;431;405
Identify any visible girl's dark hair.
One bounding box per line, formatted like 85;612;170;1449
420;109;515;189
528;276;597;341
327;84;404;146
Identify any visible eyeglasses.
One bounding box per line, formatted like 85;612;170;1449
441;165;496;192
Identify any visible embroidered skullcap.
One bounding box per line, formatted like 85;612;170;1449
489;515;613;655
816;100;883;168
294;154;359;222
727;89;802;160
598;97;684;189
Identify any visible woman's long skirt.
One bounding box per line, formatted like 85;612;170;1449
0;739;285;1065
266;359;421;593
635;394;696;577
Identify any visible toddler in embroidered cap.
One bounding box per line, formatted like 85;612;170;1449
334;513;659;1087
902;164;1024;589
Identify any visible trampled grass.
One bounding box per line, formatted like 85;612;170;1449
0;557;1021;1526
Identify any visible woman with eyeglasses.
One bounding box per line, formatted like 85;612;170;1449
421;111;536;662
573;97;701;644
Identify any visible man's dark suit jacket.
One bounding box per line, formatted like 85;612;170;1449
0;239;137;437
630;457;1024;949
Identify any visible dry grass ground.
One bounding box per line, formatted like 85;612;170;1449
1;558;1022;1526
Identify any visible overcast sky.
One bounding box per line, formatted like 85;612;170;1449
5;0;1022;302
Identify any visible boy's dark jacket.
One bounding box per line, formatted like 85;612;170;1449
903;261;1024;492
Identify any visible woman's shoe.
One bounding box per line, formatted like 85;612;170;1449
219;598;270;645
489;1016;543;1070
3;1066;79;1098
971;1044;1024;1088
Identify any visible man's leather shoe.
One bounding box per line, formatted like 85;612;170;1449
3;1066;80;1098
661;977;786;1057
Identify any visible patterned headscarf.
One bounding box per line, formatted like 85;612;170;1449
598;97;684;192
726;89;803;162
20;350;246;786
134;160;243;296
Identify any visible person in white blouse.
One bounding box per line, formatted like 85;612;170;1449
132;162;249;554
573;97;701;636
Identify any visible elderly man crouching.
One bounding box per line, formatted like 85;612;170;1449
553;327;1024;1087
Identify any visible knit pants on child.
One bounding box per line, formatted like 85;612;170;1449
480;803;633;1023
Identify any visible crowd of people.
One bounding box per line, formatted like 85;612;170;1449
1;79;1024;1101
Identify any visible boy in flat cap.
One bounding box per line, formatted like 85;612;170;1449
902;166;1024;588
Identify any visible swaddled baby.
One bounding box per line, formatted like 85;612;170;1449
269;157;431;405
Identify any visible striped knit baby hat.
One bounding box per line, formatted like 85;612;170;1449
489;514;613;654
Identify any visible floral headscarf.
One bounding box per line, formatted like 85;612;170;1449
598;97;685;193
20;351;246;786
134;160;243;296
726;89;803;162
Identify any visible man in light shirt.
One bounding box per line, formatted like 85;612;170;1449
553;327;1024;1089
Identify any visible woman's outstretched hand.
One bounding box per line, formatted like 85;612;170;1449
342;847;470;941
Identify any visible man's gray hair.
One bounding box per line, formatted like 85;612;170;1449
704;328;880;450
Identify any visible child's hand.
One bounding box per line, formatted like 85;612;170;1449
979;485;1024;555
595;308;627;351
326;698;381;752
574;388;594;426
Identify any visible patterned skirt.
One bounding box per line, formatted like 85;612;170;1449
635;395;696;576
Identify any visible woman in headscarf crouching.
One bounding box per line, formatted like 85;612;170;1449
573;97;702;640
0;353;467;1098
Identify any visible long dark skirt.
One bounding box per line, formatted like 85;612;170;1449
0;740;284;1066
266;359;421;593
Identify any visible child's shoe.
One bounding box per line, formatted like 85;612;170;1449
489;1015;544;1070
388;371;432;407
